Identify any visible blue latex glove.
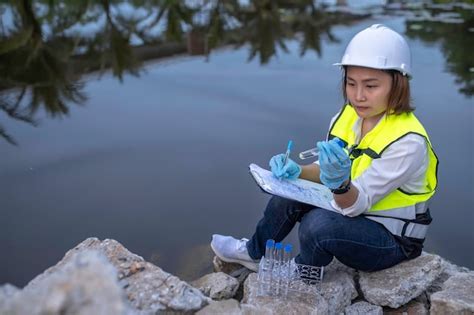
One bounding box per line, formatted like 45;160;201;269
269;154;302;180
317;138;351;189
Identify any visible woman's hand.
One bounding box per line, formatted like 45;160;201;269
269;154;302;180
317;138;351;189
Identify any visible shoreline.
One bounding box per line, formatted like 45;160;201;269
1;237;473;314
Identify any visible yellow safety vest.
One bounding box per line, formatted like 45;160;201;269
329;104;439;240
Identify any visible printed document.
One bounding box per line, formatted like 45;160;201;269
249;163;337;211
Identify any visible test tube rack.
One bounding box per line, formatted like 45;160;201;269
257;258;324;299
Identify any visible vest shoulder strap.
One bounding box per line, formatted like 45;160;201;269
328;104;358;145
365;112;431;155
329;105;433;156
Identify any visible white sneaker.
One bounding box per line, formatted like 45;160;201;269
211;234;259;272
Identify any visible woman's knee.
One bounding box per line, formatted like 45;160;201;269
298;209;345;246
264;196;310;219
297;210;341;266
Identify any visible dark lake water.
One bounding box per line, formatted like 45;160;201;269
1;1;473;287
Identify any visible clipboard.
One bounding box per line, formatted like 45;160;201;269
249;163;336;211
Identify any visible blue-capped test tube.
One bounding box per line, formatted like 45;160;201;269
299;138;345;160
282;244;293;297
258;239;275;295
265;239;275;261
273;242;283;295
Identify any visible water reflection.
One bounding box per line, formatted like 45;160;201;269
0;0;368;144
0;0;87;144
234;1;365;63
0;0;472;145
403;3;474;96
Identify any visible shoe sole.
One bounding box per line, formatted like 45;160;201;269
210;242;259;272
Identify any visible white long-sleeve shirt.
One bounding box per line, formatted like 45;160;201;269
322;113;429;217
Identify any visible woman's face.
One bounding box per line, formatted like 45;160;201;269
345;66;393;122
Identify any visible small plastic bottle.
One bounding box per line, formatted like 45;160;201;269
272;242;283;295
299;138;345;160
281;244;293;297
258;239;275;295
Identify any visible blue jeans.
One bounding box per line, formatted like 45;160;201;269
246;196;408;272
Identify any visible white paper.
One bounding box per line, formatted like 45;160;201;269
249;163;337;211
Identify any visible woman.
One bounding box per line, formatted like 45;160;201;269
211;24;438;272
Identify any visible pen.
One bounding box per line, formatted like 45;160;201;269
283;140;293;166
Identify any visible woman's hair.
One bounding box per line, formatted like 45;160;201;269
341;66;414;115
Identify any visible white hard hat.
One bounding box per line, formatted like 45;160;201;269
334;24;412;77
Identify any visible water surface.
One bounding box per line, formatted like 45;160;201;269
1;1;473;286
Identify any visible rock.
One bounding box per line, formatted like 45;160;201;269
430;272;474;314
242;273;329;314
5;236;471;315
325;257;356;276
383;297;429;315
359;252;443;308
28;237;209;313
213;256;253;284
427;257;472;295
213;256;254;301
0;283;20;312
196;299;242;315
320;269;358;315
191;272;239;300
1;250;132;315
0;283;20;299
345;301;383;315
26;237;146;288
240;303;273;314
404;300;428;315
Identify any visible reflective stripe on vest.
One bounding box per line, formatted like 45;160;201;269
362;202;431;240
328;105;439;239
364;215;429;240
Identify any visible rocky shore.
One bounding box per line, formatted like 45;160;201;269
1;238;473;314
